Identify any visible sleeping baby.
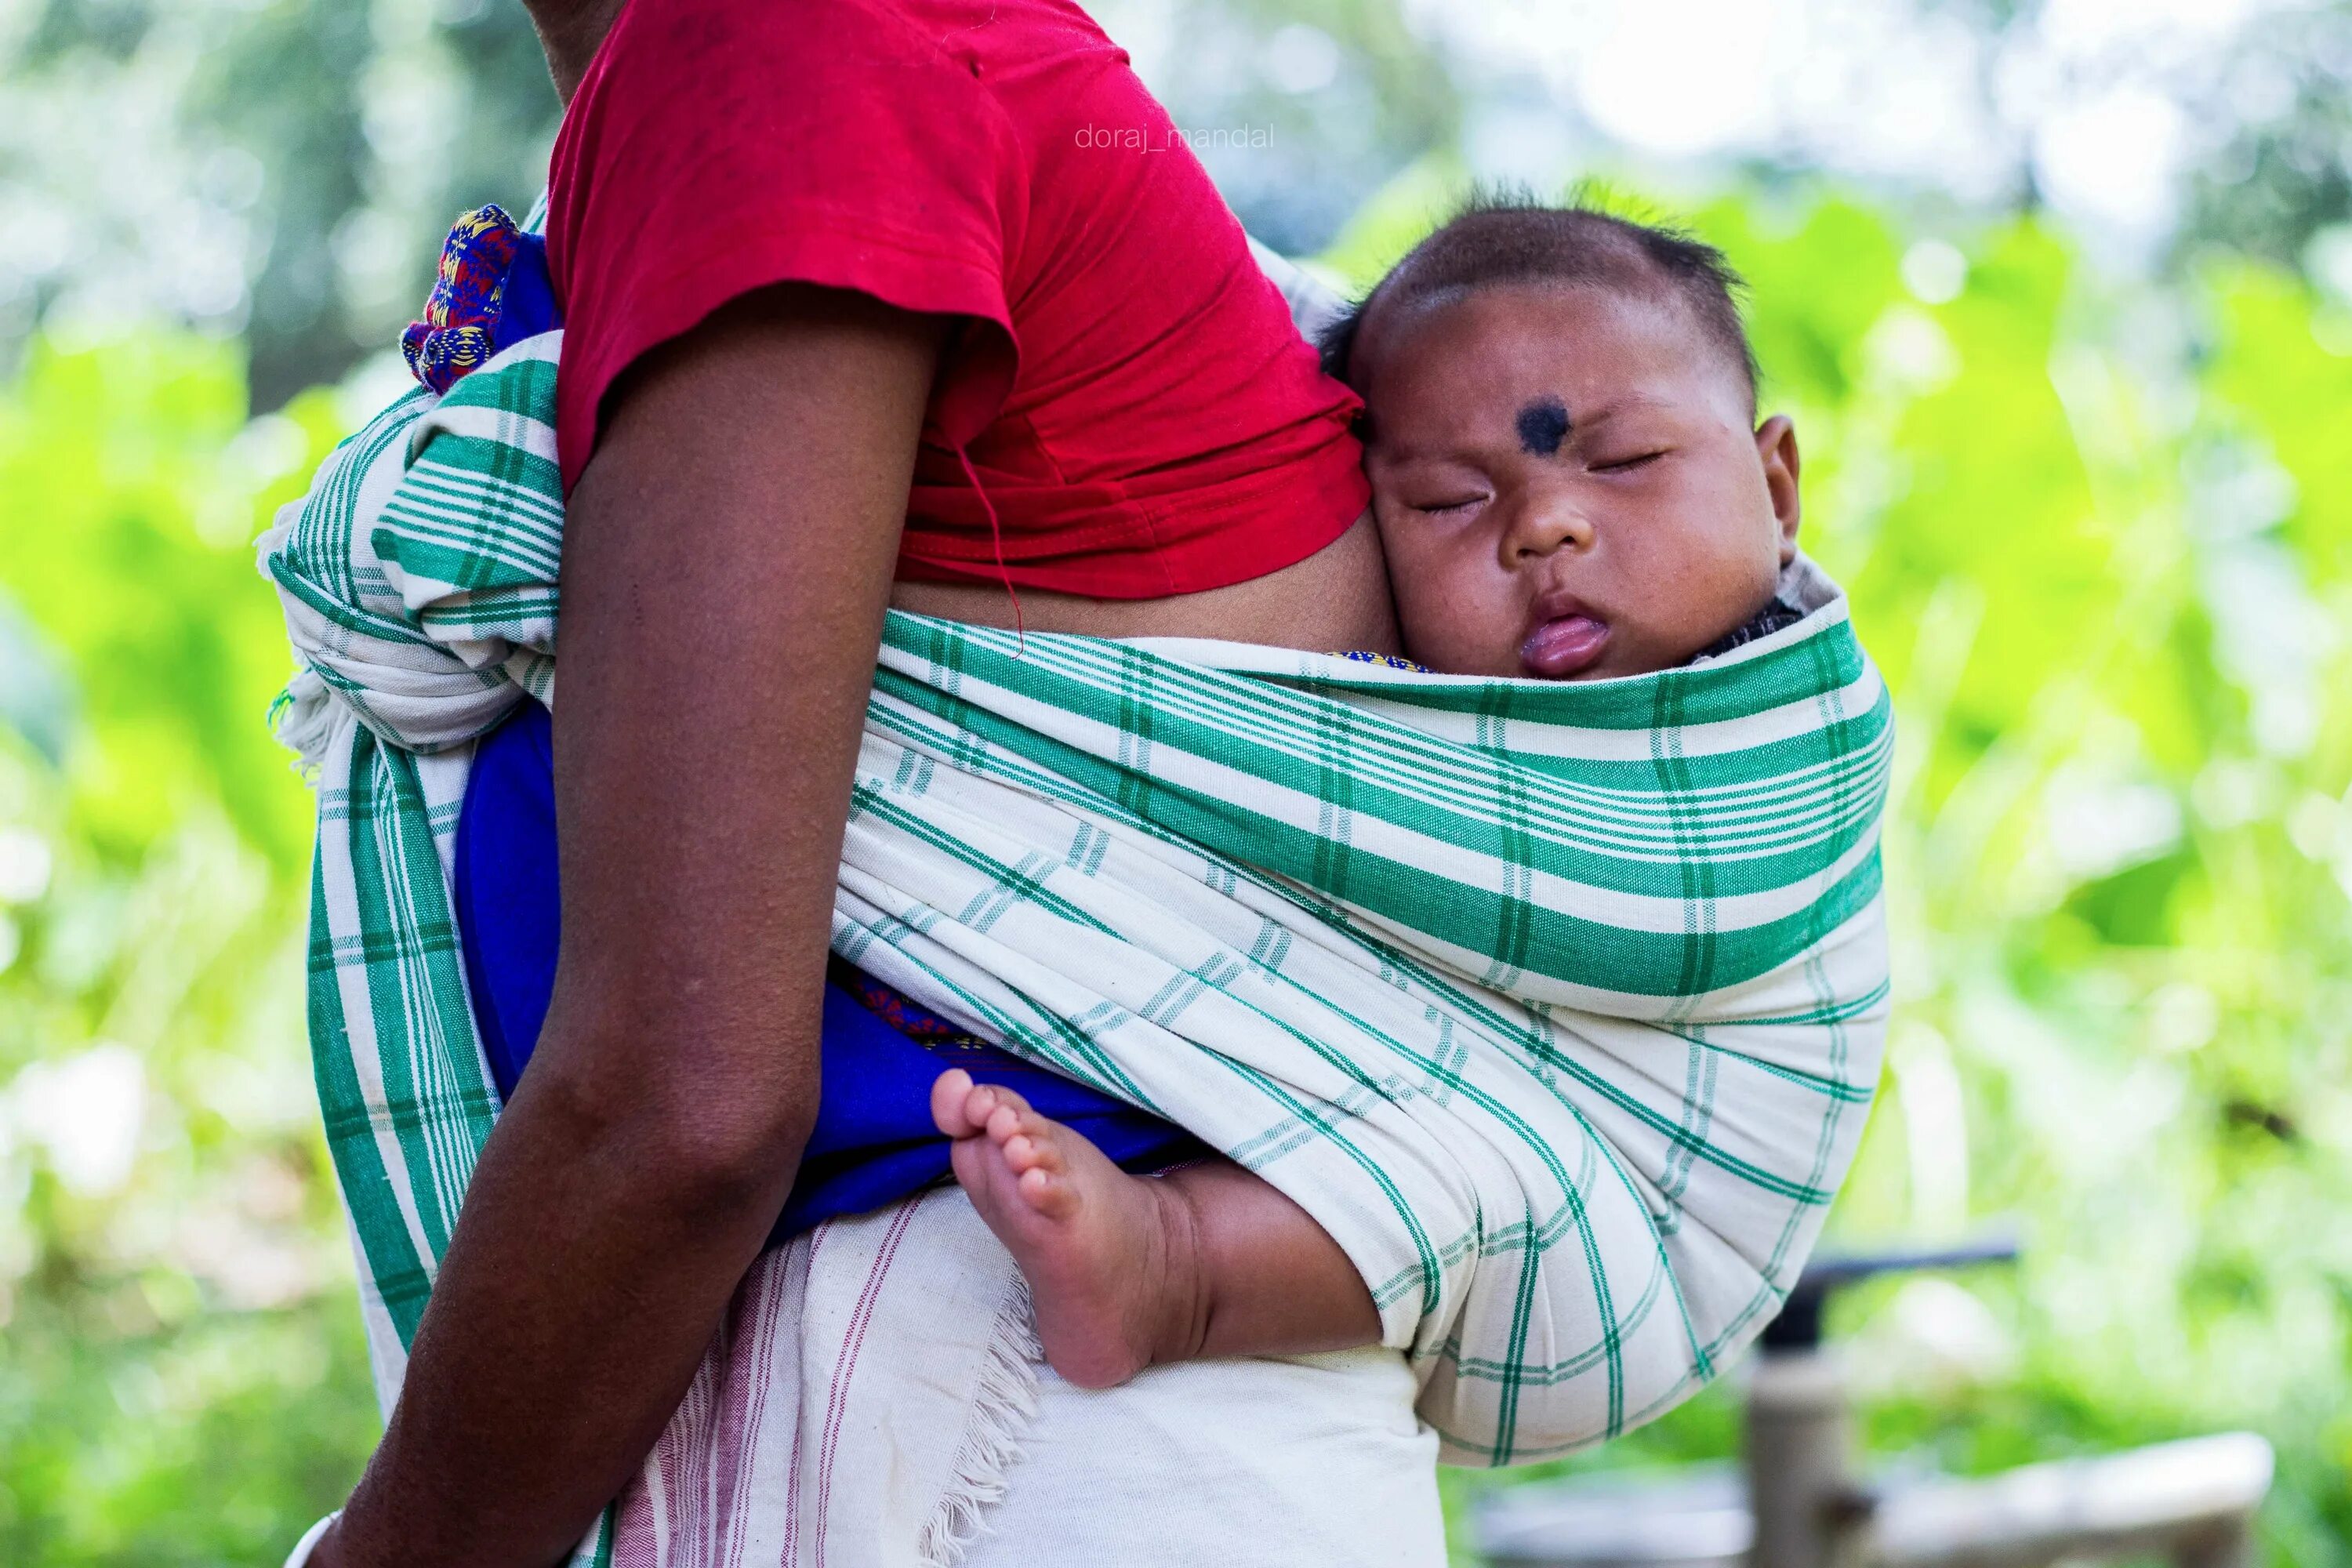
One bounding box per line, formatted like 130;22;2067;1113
930;197;1819;1386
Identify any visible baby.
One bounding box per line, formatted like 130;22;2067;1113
930;198;1807;1388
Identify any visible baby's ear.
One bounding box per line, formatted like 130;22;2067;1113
1755;415;1801;562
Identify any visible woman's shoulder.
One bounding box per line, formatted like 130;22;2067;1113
579;0;1121;96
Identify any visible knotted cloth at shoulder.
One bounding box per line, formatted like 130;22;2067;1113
263;332;1891;1566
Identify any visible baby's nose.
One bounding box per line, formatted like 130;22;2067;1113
1508;495;1595;561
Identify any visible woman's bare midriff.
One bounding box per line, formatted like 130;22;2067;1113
890;509;1400;655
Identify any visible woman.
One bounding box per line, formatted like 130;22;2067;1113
303;0;1438;1561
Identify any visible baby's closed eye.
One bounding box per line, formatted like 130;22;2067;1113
1589;448;1668;474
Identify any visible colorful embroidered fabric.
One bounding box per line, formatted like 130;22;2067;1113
833;957;995;1051
399;204;561;394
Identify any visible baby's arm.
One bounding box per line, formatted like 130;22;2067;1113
931;1071;1381;1388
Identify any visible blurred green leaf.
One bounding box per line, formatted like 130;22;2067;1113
0;329;371;1566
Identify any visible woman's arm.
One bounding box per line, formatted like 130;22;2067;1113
313;283;942;1568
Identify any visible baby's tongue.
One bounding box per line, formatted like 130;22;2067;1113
1520;615;1611;678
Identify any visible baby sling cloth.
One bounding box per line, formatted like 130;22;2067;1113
455;699;1208;1242
264;329;1891;1565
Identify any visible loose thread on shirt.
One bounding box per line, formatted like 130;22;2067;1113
955;443;1025;651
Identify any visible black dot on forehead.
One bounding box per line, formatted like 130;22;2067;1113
1515;396;1571;457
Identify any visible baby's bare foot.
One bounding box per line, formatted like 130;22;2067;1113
929;1069;1203;1388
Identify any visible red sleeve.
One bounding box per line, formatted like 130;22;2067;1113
546;0;1026;491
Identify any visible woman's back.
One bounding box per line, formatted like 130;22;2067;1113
547;0;1396;650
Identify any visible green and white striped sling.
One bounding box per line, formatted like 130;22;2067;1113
264;332;1889;1481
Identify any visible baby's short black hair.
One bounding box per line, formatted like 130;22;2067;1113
1319;192;1760;414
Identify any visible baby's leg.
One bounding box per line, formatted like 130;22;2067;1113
931;1069;1382;1388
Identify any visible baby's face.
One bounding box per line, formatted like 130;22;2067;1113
1354;281;1799;681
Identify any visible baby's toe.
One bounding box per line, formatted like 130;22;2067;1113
982;1095;1044;1149
1015;1163;1078;1218
931;1069;982;1138
1001;1129;1065;1178
978;1084;1035;1124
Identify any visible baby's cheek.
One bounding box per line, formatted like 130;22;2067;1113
1378;536;1456;653
1661;539;1780;662
1411;563;1523;674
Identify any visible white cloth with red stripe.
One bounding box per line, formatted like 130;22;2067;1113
285;1186;1439;1567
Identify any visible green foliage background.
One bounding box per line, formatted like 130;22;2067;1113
5;162;2352;1568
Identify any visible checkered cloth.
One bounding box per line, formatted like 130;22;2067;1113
263;332;1889;1560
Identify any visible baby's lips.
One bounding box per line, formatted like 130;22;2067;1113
1520;614;1612;678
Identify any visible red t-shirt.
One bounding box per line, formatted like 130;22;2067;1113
546;0;1368;597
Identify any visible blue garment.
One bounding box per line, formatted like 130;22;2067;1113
490;228;560;343
452;702;1200;1243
